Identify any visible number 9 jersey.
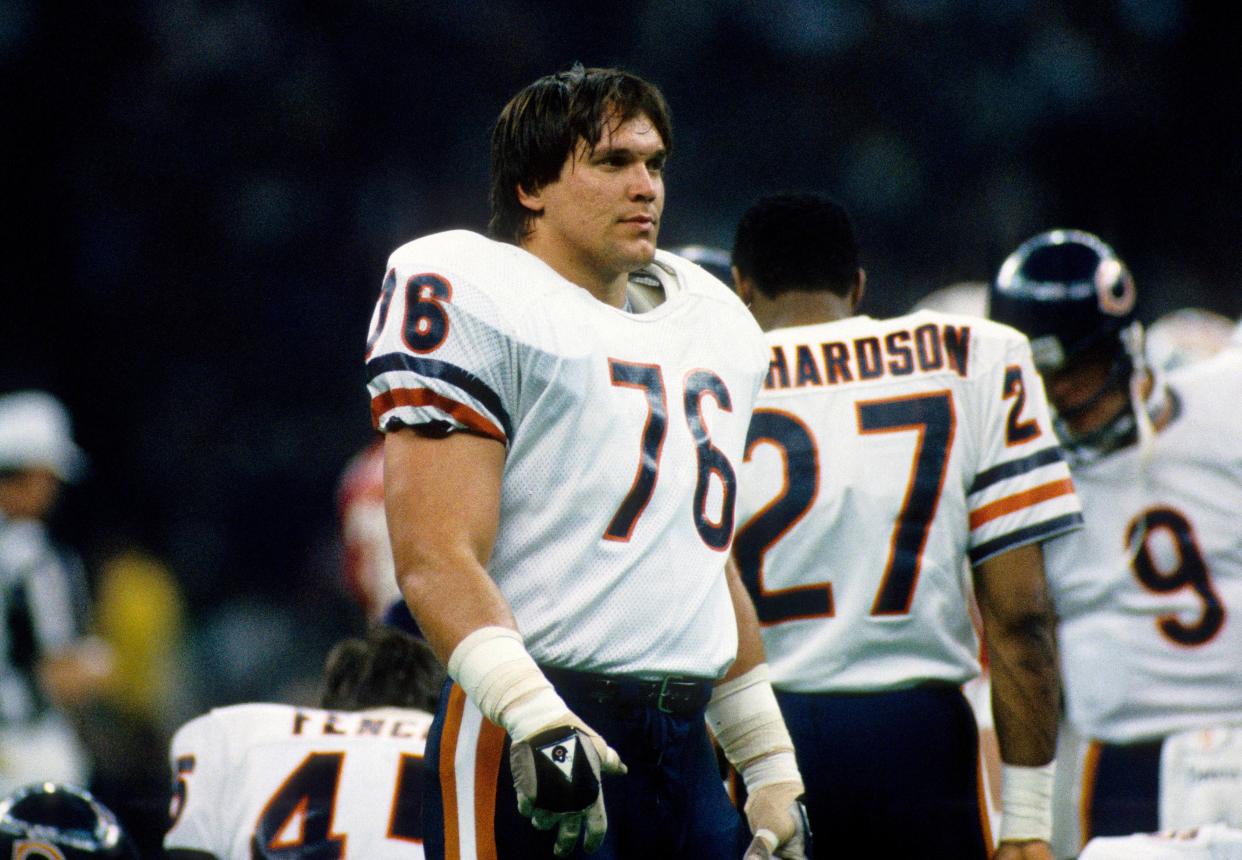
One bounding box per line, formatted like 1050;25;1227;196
365;230;768;680
735;309;1083;692
1046;350;1242;745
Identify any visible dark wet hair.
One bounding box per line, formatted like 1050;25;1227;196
488;63;673;244
733;193;859;298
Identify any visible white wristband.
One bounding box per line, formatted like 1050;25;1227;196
705;665;800;792
999;762;1055;843
446;626;569;742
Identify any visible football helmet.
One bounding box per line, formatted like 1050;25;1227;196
670;245;733;289
989;229;1139;373
0;783;138;859
989;229;1152;463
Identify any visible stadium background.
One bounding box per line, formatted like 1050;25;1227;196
2;0;1240;847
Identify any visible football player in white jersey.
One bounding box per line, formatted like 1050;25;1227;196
368;66;807;859
164;625;444;859
989;230;1242;848
1079;824;1242;860
731;194;1082;859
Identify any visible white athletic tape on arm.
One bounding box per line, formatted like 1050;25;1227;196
706;664;800;791
447;626;570;743
999;762;1055;843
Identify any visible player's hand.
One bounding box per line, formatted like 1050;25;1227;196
509;718;626;856
742;781;810;860
994;839;1054;860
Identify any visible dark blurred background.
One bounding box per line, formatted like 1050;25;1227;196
2;0;1239;848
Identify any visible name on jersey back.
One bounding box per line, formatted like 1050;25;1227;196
765;321;971;390
290;710;429;741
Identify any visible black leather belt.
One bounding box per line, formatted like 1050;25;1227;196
541;665;715;716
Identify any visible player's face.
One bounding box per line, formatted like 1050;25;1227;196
1043;353;1128;435
520;111;666;298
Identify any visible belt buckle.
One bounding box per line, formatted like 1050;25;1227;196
656;677;693;714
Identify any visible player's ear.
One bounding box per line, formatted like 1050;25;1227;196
850;268;866;312
516;183;545;214
732;266;752;306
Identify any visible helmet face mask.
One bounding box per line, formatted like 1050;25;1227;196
989;229;1148;463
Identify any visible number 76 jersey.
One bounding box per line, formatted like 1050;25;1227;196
366;231;768;679
735;310;1083;693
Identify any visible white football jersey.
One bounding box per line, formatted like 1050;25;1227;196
1079;824;1242;860
735;310;1082;692
366;231;768;679
1048;351;1242;744
164;704;433;859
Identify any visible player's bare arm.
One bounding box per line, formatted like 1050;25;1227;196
723;555;768;683
713;557;809;859
382;425;513;663
384;424;624;855
974;540;1059;857
974;542;1058;766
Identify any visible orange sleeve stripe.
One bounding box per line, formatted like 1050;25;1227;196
473;717;506;860
440;685;466;860
969;478;1076;529
370;387;506;443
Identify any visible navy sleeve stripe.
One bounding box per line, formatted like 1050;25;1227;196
969;447;1067;496
367;353;513;440
968;513;1084;566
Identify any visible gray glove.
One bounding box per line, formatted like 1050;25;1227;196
510;725;616;856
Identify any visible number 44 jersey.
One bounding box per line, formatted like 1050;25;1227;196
164;704;434;859
365;231;768;680
1046;350;1242;745
735;310;1083;693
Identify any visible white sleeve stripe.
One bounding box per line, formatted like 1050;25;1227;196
969;446;1067;495
969;478;1077;529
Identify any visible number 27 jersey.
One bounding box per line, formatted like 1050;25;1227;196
735;311;1082;692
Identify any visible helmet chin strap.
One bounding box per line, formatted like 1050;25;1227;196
1121;322;1157;468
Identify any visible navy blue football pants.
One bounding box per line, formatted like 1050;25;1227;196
423;675;749;859
1079;738;1161;843
776;684;990;859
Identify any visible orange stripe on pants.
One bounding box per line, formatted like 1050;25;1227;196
440;685;466;860
473;717;506;860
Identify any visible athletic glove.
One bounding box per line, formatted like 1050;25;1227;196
448;627;626;856
705;665;810;860
742;781;810;860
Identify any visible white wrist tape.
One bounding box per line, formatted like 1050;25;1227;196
705;664;800;792
999;761;1055;843
446;626;569;743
